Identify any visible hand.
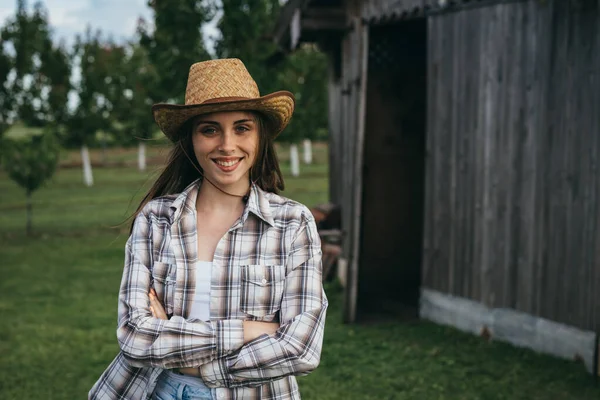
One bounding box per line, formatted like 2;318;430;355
149;288;168;320
243;320;279;343
178;322;279;377
149;289;199;376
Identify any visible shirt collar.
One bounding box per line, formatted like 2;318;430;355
243;183;275;227
168;179;201;223
168;179;275;227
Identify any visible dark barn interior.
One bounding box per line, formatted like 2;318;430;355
357;19;427;320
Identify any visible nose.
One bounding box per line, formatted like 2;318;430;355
219;129;236;153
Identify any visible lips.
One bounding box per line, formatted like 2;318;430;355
212;157;243;171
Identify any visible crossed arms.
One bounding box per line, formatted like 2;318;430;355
116;213;328;388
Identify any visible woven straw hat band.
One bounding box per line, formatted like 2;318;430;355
185;59;260;105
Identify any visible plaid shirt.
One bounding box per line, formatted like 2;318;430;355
89;180;327;400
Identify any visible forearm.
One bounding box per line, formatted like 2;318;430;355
200;297;328;388
175;320;278;377
118;313;244;369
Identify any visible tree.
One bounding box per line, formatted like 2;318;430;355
215;0;281;94
139;0;214;103
111;42;160;171
63;28;117;186
0;30;14;137
0;0;71;134
277;44;328;174
1;125;59;235
0;0;68;216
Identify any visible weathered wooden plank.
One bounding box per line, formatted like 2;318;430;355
440;13;452;294
454;10;468;298
541;0;565;324
509;0;544;311
425;14;444;292
500;1;525;307
422;15;438;290
341;23;355;322
349;17;369;321
326;64;341;206
480;5;499;308
578;9;594;332
434;14;446;294
569;3;586;330
522;0;549;317
463;13;479;300
448;11;458;295
591;1;600;333
555;0;572;327
493;3;511;309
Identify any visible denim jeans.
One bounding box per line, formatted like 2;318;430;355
151;371;214;400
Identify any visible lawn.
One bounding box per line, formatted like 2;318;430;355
0;143;598;399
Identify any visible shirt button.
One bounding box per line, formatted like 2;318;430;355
218;393;225;399
261;278;267;284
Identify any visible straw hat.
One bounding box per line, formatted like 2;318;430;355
152;58;295;141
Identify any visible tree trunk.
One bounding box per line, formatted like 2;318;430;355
138;141;147;171
26;190;32;236
290;143;300;177
81;145;94;187
303;139;313;164
101;133;107;167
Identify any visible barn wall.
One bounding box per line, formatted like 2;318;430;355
422;0;600;332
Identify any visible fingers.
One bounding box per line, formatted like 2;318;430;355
149;290;169;320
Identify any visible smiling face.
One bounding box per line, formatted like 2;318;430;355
191;111;259;193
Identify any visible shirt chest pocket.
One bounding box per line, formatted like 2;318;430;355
240;265;286;319
151;261;176;316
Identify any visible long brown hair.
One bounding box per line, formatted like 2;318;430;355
130;112;284;230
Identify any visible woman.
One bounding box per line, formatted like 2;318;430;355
89;59;327;400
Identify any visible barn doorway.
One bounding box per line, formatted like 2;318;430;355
357;19;427;321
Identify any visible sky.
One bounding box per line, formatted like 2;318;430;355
0;0;219;52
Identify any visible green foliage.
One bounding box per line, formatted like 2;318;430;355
0;32;13;136
62;29;121;148
277;44;329;143
215;0;280;94
139;0;214;103
0;1;71;133
110;42;160;145
1;124;59;195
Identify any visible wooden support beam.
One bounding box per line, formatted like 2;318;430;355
301;7;346;31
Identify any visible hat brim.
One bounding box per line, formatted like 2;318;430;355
152;91;295;142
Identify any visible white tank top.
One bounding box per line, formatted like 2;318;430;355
188;261;212;321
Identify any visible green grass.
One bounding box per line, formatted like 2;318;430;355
0;144;598;399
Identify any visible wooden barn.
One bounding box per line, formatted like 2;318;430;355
274;0;600;374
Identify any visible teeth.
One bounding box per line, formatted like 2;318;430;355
215;159;240;167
